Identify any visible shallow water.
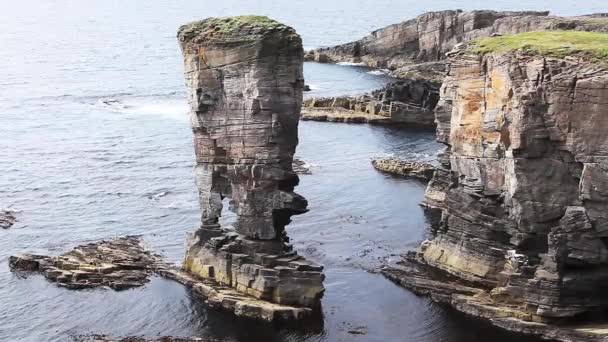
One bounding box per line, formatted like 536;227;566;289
1;0;604;341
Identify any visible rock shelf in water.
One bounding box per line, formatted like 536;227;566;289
371;158;435;181
10;236;317;322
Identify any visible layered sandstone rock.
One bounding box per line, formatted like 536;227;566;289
306;10;608;78
371;158;435;181
419;35;608;320
178;16;324;309
304;79;439;126
9;236;161;290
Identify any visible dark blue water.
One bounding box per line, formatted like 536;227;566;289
2;0;603;341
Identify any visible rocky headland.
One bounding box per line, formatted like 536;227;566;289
305;10;608;128
371;158;435;181
383;29;608;341
178;15;324;310
306;10;608;75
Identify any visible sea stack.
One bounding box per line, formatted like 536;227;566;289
177;16;324;308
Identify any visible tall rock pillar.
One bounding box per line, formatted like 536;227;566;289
178;16;324;308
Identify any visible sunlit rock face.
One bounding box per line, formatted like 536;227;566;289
423;45;608;319
177;16;324;308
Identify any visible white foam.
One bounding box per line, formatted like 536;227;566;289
98;96;189;122
367;69;390;76
336;62;366;67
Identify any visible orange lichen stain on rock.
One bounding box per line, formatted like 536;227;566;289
451;77;485;156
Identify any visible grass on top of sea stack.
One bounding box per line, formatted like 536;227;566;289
178;15;295;43
470;30;608;59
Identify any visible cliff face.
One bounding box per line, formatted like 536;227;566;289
303;79;440;126
178;16;324;308
307;10;608;78
422;40;608;319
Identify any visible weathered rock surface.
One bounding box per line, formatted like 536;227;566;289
306;10;608;78
371;158;435;181
384;29;608;340
74;334;227;342
304;79;439;126
382;255;608;342
301;107;390;124
9;236;161;290
178;16;324;309
10;236;317;322
0;210;16;229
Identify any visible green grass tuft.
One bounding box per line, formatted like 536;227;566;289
469;30;608;59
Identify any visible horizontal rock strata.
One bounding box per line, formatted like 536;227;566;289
385;30;608;341
301;108;390;124
306;10;608;76
10;236;316;322
371;158;435;181
9;236;161;290
304;79;439;126
178;16;324;310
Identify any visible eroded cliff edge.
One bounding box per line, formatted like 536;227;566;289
178;16;325;310
384;30;608;341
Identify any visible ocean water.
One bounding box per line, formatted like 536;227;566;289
1;1;605;341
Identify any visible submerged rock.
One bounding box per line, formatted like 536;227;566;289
293;158;311;175
0;210;16;229
9;236;161;290
74;334;228;342
371;158;435;181
178;16;324;310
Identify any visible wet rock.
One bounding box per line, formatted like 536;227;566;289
0;210;16;229
382;257;608;342
10;235;318;322
9;236;161;290
178;16;324;310
293;158;311;175
301;108;390;124
371;158;435;181
306;11;608;72
74;334;228;342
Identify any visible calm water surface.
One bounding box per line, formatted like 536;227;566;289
2;1;605;341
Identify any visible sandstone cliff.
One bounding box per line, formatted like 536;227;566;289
307;10;608;79
178;16;324;309
421;30;608;320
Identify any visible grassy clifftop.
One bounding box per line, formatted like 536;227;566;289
470;30;608;59
178;15;295;43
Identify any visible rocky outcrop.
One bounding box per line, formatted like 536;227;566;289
10;236;316;321
389;29;608;336
371;158;435;181
9;236;161;290
1;210;16;229
306;10;608;78
301;107;390;124
178;16;324;309
304;79;439;126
